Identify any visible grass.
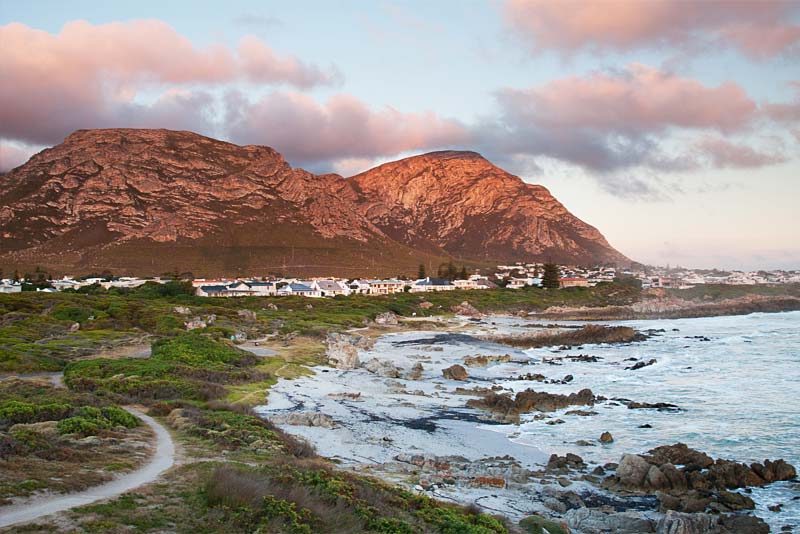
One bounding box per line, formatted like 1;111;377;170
2;282;798;531
203;462;508;534
0;380;152;501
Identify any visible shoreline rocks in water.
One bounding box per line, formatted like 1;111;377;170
603;443;797;516
462;354;511;367
467;388;594;423
486;324;647;349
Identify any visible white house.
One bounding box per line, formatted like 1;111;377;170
277;282;320;297
313;280;349;297
248;281;278;296
409;277;455;292
0;281;22;293
348;280;372;294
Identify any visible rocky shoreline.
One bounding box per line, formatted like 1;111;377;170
257;313;800;533
531;294;800;321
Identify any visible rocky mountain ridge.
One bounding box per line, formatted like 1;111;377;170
0;129;629;275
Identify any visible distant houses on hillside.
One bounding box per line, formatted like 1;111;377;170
2;264;797;298
190;275;501;298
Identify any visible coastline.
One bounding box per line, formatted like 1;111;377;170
258;311;800;532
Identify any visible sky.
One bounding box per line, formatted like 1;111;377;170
1;0;799;270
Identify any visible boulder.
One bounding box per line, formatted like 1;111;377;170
374;311;399;325
647;443;713;471
451;301;482;317
325;333;374;370
655;511;718;534
173;306;191;315
442;364;469;381
407;362;424;380
364;358;402;378
564;507;656;533
419;301;433;309
237;309;257;320
600;431;614;443
616;454;652;488
718;514;769;534
184;318;207;330
463;354;511;367
270;412;336;428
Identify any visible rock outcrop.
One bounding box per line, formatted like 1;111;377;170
451;301;482;317
605;443;797;517
442;364;469;381
364;358;402;378
467;388;595;423
350;150;629;265
325;333;374;370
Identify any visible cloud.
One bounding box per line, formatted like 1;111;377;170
479;64;758;172
0;20;339;145
692;137;787;168
0;142;39;172
504;0;800;58
763;82;800;123
225;91;471;165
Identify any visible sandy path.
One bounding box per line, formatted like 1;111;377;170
0;407;175;529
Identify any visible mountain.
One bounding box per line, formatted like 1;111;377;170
0;129;629;276
350;150;625;264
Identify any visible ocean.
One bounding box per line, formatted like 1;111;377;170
258;311;800;530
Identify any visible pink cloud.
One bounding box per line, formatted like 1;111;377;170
495;64;757;134
225;91;471;165
0;20;338;145
479;64;759;173
763;83;800;123
693;137;787;168
504;0;800;58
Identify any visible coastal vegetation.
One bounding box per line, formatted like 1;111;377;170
1;282;799;531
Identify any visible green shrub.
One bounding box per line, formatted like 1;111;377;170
0;400;37;425
57;416;105;436
101;406;139;428
151;332;250;367
519;515;568;534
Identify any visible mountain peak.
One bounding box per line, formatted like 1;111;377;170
0;129;629;275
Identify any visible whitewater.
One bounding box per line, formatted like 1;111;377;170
258;311;800;530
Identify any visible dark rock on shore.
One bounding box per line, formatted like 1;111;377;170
602;442;797;520
467;388;594;423
442;364;468;381
627;358;658;370
623;400;681;411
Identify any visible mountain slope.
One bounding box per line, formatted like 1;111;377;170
0;129;629;276
349;150;628;265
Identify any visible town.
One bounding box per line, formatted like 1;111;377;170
2;263;798;297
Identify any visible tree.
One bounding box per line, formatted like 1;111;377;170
458;266;468;280
417;263;426;279
437;261;458;281
541;263;560;289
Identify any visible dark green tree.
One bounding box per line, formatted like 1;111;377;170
417;263;426;279
458;266;468;280
541;263;561;289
